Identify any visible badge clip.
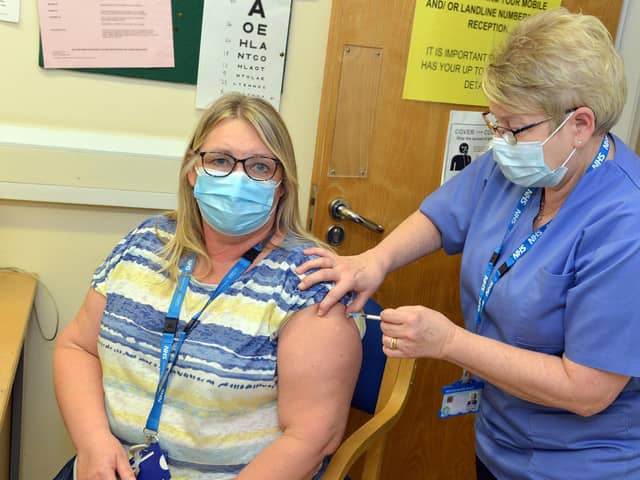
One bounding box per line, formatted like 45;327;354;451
439;372;484;419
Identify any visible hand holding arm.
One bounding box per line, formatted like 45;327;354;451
296;248;386;316
380;306;629;416
53;288;135;480
236;302;362;479
297;210;442;315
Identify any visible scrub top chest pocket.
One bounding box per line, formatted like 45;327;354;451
517;267;573;354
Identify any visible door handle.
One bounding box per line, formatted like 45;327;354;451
329;198;385;233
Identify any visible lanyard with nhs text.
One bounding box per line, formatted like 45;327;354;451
143;245;261;441
437;135;612;418
474;133;611;331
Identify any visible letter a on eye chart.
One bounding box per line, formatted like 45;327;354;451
38;0;174;68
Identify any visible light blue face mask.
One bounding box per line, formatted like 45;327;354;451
492;111;576;188
193;170;279;236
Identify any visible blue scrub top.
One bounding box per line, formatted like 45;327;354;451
421;135;640;479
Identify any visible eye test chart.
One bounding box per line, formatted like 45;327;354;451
195;0;292;110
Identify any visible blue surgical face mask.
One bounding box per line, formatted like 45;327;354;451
193;170;280;236
492;111;576;188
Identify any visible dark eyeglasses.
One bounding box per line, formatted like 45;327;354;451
198;151;281;181
482;109;578;145
482;112;552;145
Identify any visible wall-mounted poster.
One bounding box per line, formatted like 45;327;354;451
38;0;174;68
195;0;292;110
403;0;561;106
441;110;493;184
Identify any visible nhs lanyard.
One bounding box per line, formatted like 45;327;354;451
144;245;261;439
474;134;610;330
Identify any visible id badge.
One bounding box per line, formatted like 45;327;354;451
129;441;172;479
438;379;484;418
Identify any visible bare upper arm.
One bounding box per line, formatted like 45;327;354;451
56;288;107;357
276;302;362;451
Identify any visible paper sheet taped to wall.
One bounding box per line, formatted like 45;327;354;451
402;0;561;106
38;0;174;68
38;0;203;84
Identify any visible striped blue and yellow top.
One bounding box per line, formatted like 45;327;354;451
92;215;360;479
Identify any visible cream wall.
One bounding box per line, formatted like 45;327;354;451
0;1;332;478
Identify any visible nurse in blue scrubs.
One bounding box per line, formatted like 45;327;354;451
297;7;640;480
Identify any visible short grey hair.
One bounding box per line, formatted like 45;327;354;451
482;7;626;133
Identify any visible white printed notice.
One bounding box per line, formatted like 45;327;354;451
0;0;19;23
195;0;292;110
38;0;174;68
441;110;494;185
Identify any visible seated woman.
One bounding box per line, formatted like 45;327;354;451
52;93;364;480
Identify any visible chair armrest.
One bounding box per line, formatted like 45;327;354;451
323;358;416;479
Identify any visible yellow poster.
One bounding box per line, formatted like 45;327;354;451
402;0;561;106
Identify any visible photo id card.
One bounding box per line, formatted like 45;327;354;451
439;379;484;418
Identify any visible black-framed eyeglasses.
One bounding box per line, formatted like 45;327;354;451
482;111;553;145
198;151;281;181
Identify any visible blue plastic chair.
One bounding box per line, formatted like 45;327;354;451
324;299;417;480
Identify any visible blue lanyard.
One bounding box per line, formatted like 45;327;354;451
474;134;610;330
143;245;261;440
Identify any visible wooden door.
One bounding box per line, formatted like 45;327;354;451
308;1;623;479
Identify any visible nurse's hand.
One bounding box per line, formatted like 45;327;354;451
296;247;386;315
76;432;136;480
380;306;458;359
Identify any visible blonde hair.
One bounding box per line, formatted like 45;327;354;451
482;7;626;133
160;93;315;280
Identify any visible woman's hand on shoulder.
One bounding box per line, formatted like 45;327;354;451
296;248;386;316
75;431;135;480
